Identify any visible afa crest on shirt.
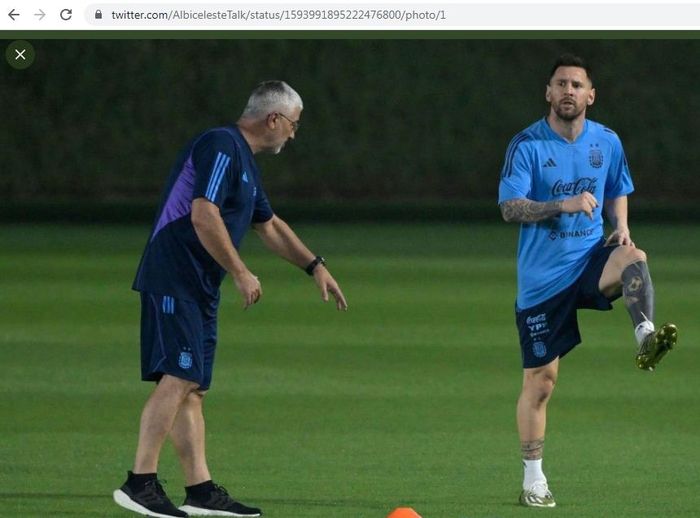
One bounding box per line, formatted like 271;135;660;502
589;148;604;168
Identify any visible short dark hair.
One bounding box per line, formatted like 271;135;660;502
548;54;593;85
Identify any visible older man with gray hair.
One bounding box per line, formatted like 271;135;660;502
115;80;347;518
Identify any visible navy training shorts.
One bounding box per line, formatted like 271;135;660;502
139;292;218;390
516;242;621;369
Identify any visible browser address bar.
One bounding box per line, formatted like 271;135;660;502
84;3;700;29
90;5;447;23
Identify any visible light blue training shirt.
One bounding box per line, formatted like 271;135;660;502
498;118;634;309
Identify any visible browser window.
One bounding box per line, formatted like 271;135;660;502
2;2;698;518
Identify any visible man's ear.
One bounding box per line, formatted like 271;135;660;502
587;87;596;106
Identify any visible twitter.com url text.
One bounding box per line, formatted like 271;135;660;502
104;8;447;23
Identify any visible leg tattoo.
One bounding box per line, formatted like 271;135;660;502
521;437;545;460
621;261;655;327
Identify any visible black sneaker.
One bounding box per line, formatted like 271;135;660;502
179;483;262;517
113;473;188;518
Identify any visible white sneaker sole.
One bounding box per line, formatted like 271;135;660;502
519;490;556;508
113;489;185;518
179;504;260;517
522;500;556;508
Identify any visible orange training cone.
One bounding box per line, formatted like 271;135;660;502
386;507;422;518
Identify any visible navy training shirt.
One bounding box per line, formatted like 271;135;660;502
133;125;274;304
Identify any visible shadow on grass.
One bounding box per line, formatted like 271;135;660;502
0;493;112;499
0;492;533;517
0;493;118;517
249;496;390;510
250;496;522;511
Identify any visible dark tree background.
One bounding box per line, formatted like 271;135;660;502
2;38;696;210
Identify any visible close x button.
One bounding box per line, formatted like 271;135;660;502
6;40;35;70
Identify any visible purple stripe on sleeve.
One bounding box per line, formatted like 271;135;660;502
151;156;197;241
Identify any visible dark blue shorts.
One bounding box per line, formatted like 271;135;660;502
140;292;218;390
516;243;621;369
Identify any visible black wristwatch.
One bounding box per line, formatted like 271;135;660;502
304;255;326;275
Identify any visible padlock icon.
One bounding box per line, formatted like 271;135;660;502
95;10;102;19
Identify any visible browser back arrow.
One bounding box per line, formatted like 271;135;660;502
35;9;46;20
8;9;19;21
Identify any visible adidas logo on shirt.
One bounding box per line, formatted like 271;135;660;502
543;158;557;168
242;171;249;183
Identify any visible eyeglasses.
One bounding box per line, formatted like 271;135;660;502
276;112;301;132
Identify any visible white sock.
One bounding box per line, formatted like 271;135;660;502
523;459;546;489
635;320;655;345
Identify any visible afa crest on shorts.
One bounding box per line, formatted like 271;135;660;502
533;341;547;358
178;351;193;369
589;147;603;168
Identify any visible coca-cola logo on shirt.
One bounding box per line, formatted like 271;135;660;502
551;177;598;197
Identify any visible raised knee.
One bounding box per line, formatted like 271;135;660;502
618;246;647;266
629;247;647;264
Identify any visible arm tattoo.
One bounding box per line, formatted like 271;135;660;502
521;437;545;460
500;199;563;223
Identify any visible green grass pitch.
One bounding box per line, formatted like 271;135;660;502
0;223;698;517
